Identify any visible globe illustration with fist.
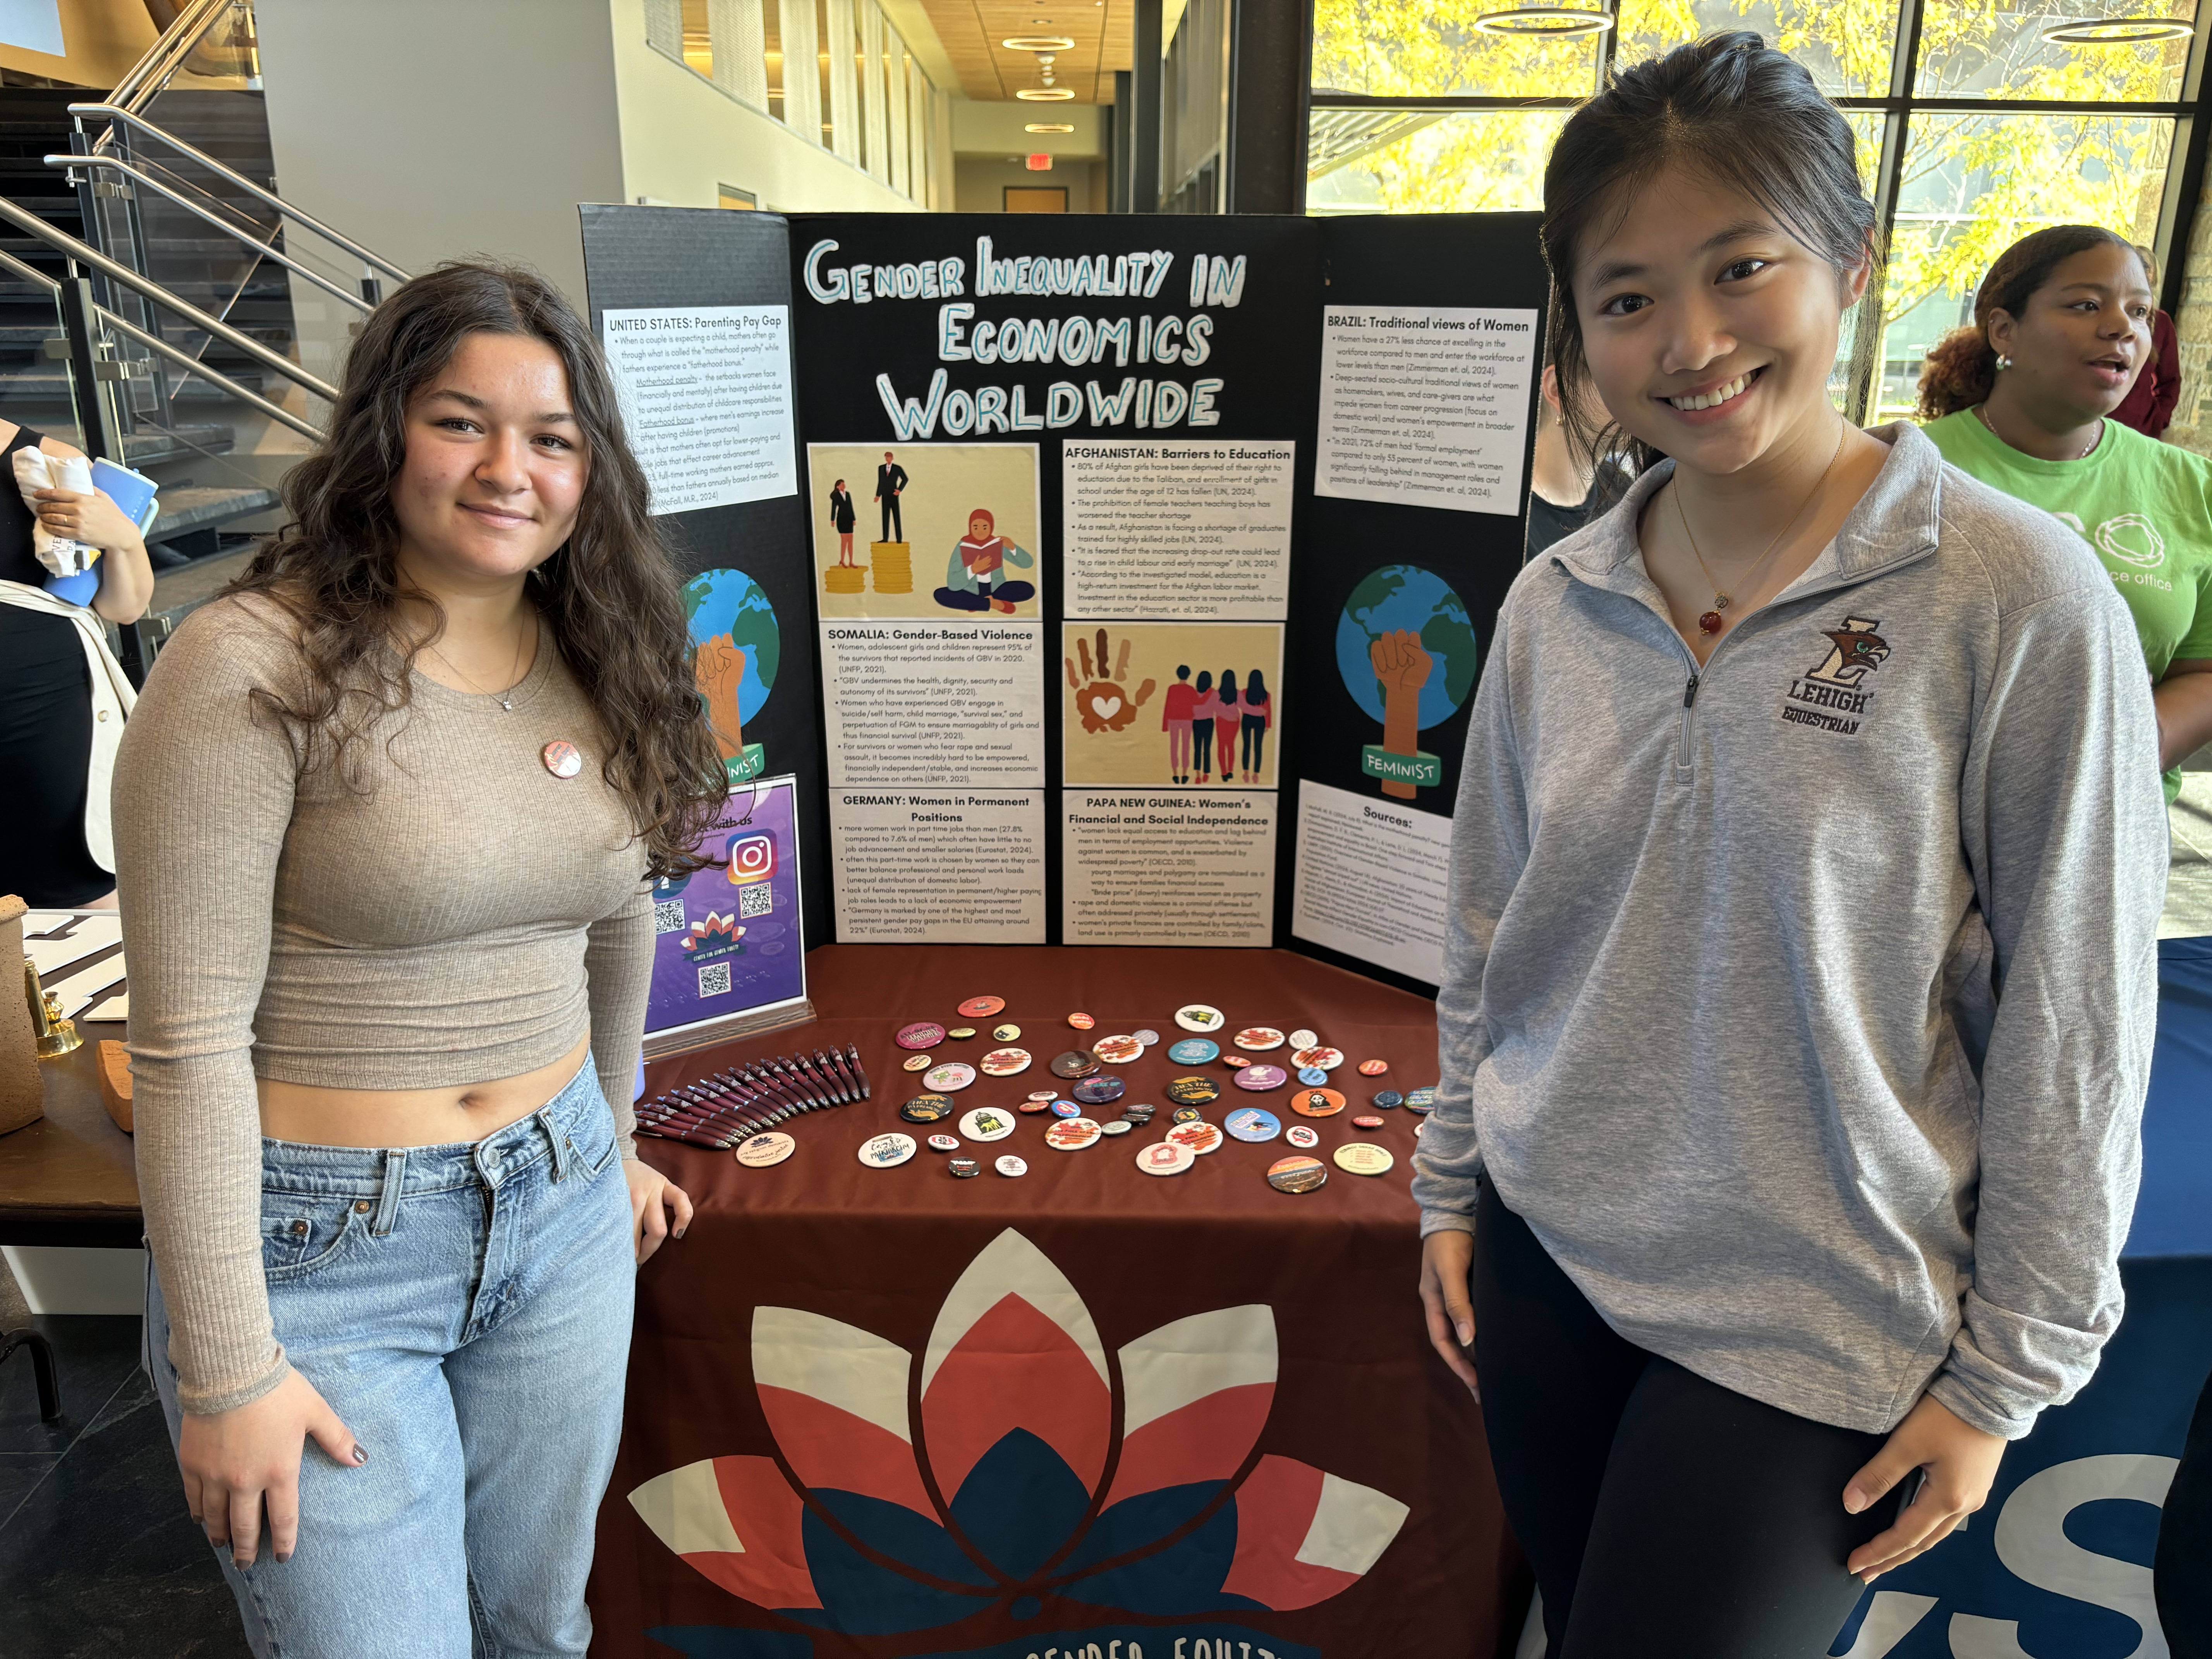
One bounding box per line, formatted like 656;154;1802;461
1335;564;1478;728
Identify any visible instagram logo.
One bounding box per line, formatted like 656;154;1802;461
726;834;776;885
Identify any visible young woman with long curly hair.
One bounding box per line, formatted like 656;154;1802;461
114;261;728;1655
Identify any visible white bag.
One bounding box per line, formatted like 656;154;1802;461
12;447;97;577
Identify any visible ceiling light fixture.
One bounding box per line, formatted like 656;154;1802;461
1025;121;1077;131
2040;14;2193;42
1002;34;1077;50
1017;86;1077;99
1471;5;1614;34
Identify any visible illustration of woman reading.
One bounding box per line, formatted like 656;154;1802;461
828;479;856;567
934;508;1036;614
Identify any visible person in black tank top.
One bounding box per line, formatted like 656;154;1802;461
0;420;156;905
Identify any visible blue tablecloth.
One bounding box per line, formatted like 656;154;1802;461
1827;936;2212;1659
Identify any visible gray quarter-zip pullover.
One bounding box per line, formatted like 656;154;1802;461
1410;423;2166;1439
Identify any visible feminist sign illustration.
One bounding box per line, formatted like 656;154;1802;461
628;1229;1407;1655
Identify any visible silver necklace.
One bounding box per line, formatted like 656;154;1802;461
424;617;529;711
1978;401;2102;462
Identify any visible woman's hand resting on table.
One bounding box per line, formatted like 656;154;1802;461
1418;1230;1480;1396
1843;1392;2007;1582
178;1368;364;1568
626;1158;693;1264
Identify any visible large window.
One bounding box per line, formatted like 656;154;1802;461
1309;0;2203;418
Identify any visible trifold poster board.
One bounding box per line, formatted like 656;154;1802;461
580;208;1545;995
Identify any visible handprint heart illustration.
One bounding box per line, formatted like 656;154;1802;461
1066;629;1156;735
628;1229;1407;1656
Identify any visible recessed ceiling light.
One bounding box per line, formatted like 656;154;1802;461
1003;34;1077;50
1017;86;1077;99
1025;122;1076;131
2040;14;2193;41
1471;5;1614;33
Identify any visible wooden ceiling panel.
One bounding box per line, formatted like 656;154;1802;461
915;0;1131;105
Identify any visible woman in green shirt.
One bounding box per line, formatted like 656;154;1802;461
1918;223;2212;1659
1917;225;2212;798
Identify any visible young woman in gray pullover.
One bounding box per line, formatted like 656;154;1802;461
1410;36;2167;1657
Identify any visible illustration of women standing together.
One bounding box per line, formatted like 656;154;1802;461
934;508;1037;615
1163;663;1270;784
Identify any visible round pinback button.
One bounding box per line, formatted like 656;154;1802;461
859;1132;917;1168
1268;1155;1328;1194
1416;1118;1427;1138
1045;1116;1103;1151
1286;1124;1320;1149
1351;1114;1386;1130
1372;1090;1405;1109
1133;1029;1161;1046
1100;1119;1133;1137
1291;1086;1345;1116
1221;1054;1252;1070
1296;1067;1329;1087
1072;1075;1125;1106
1167;1037;1220;1065
1137;1139;1197;1176
902;1053;934;1072
1090;1035;1143;1065
541;739;584;779
1170;1104;1206;1125
1174;1003;1225;1032
926;1133;961;1153
946;1027;978;1041
995;1154;1029;1177
1225;1108;1282;1143
1050;1050;1101;1080
948;1157;981;1179
924;1062;976;1093
1235;1065;1289;1092
1358;1058;1389;1077
1018;1098;1053;1114
896;1022;947;1051
900;1095;955;1124
958;1107;1017;1143
1288;1027;1321;1050
1334;1142;1396;1176
1049;1099;1082;1118
993;1024;1023;1042
958;995;1006;1018
981;1048;1033;1077
1166;1075;1221;1105
1234;1026;1286;1052
1067;1012;1096;1030
1027;1089;1059;1102
1405;1087;1438;1113
734;1132;796;1168
1291;1046;1346;1073
1167;1119;1224;1156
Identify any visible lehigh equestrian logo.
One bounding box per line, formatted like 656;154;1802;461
1781;616;1891;735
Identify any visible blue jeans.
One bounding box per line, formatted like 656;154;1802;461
144;1058;636;1657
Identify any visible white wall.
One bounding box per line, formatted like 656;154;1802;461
608;0;919;215
255;0;628;307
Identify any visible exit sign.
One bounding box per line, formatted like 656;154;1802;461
1026;153;1053;171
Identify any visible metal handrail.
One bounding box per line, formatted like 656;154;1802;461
69;104;411;285
0;245;321;441
0;195;339;403
51;154;374;314
106;0;236;115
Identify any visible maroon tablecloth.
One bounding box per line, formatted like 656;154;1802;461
590;945;1522;1659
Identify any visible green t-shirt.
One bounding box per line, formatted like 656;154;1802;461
1923;408;2212;804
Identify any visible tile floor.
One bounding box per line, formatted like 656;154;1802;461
0;1315;248;1657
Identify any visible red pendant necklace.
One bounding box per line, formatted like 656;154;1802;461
1674;422;1848;635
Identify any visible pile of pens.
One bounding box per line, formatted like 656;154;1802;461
635;1045;872;1148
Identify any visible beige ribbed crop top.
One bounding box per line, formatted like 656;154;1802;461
113;595;652;1413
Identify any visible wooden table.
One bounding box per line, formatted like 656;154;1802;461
0;1034;141;1248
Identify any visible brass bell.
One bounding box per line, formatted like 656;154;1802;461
25;957;82;1060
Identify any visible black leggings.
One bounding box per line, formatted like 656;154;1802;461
1474;1176;1903;1658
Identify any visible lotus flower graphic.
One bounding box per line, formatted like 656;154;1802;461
683;911;743;952
628;1229;1408;1647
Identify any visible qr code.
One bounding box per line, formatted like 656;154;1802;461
697;961;732;998
653;899;685;935
738;883;774;920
